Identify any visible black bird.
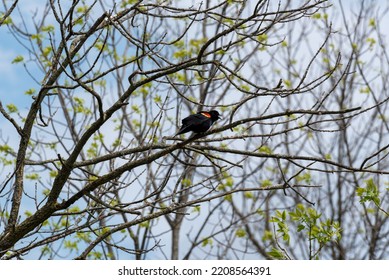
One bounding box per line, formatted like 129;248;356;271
175;110;221;136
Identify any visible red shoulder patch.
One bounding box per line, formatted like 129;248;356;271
200;112;211;118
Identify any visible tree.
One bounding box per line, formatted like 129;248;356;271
0;0;388;260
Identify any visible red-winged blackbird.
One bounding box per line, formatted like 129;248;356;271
175;110;221;136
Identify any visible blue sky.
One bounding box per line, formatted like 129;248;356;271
1;0;386;116
1;0;389;260
0;1;48;108
0;30;31;107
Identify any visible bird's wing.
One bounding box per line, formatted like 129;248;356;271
176;113;212;135
181;113;207;126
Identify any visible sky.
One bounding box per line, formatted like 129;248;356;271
1;0;389;260
1;0;387;111
1;1;46;107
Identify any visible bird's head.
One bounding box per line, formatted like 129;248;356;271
209;110;221;121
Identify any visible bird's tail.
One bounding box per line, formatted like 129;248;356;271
174;125;190;137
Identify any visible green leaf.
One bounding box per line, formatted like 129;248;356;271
139;221;150;228
258;145;272;154
41;25;55;32
262;230;273;241
94;41;108;52
31;33;43;42
296;172;311;183
181;178;192;187
0;144;13;154
261;179;272;188
356;187;366;197
296;203;305;212
257;33;268;42
0;13;12;24
244;191;254;199
173;49;190;59
24;210;33;217
202;238;213;247
275;210;284;219
267;248;285;260
42;46;52;58
225;176;234;187
173;40;184;48
283;79;292;88
369;18;376;28
288;210;300;220
154;95;162;104
25;173;40;180
76;5;88;13
89;251;102;260
224;193;232;202
69;206;80;213
217;183;226;191
241;84;251;91
366;37;376;48
282;233;290;243
12;55;24;64
235;228;246;238
49;170;58;178
281;210;287;220
269;217;280;223
64;240;78;250
358;178;380;206
131;105;140;114
325;154;332;160
312;13;321;19
25;88;36;95
366;178;377;192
